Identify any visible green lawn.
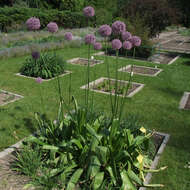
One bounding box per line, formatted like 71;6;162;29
0;46;190;189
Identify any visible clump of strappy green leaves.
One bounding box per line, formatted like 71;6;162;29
20;52;65;79
13;97;166;190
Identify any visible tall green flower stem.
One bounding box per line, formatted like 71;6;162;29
68;72;72;105
85;44;91;109
104;38;114;116
112;50;120;119
38;83;45;114
119;48;136;120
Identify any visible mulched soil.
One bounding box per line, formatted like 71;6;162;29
0;91;20;106
150;53;177;64
184;94;190;109
71;58;101;66
124;66;160;75
93;79;140;96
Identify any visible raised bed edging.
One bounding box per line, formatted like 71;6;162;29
118;65;163;77
0;89;24;106
0;131;170;189
139;132;170;190
179;92;190;109
15;70;72;81
80;77;145;98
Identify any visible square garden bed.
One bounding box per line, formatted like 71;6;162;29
118;65;163;76
0;90;23;106
80;77;144;97
15;70;71;81
179;92;190;110
67;57;103;67
148;53;180;65
0;132;170;190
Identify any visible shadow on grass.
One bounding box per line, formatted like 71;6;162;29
23;118;35;133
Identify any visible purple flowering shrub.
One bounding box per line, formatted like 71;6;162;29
26;17;40;31
64;32;73;41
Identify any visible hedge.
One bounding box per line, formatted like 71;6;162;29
0;7;96;32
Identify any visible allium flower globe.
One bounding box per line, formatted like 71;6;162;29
31;51;40;60
112;21;126;35
98;25;112;37
122;31;132;41
85;34;96;45
112;39;122;50
47;22;58;33
26;17;40;31
36;77;43;84
131;36;141;47
83;6;95;17
123;41;132;50
64;32;73;41
93;42;102;50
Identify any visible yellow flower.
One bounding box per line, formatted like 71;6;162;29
140;127;146;133
137;154;143;164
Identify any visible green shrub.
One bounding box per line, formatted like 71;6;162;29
0;7;91;32
20;52;66;79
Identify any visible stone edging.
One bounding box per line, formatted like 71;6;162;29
67;57;104;67
15;71;72;81
139;132;170;190
118;65;163;77
167;55;180;65
80;77;145;98
0;89;24;106
179;92;190;109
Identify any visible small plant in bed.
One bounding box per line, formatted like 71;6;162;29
20;51;66;79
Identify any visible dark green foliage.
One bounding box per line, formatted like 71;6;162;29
20;52;66;79
121;0;178;37
0;7;90;32
13;98;163;189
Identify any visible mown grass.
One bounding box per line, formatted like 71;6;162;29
0;46;190;189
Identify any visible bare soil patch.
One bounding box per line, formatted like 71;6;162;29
0;90;23;106
67;58;103;67
119;65;162;76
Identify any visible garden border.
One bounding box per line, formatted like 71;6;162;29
15;70;72;81
179;92;190;109
139;132;170;190
118;65;163;77
0;89;24;106
80;77;145;98
0;131;170;189
67;57;104;67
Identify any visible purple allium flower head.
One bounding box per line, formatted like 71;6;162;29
112;39;122;50
64;32;73;41
85;34;96;45
98;24;112;37
47;22;58;33
31;51;40;60
123;41;132;50
83;6;95;17
93;42;102;50
131;36;141;47
36;77;43;84
26;17;40;31
122;31;132;41
112;21;126;35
